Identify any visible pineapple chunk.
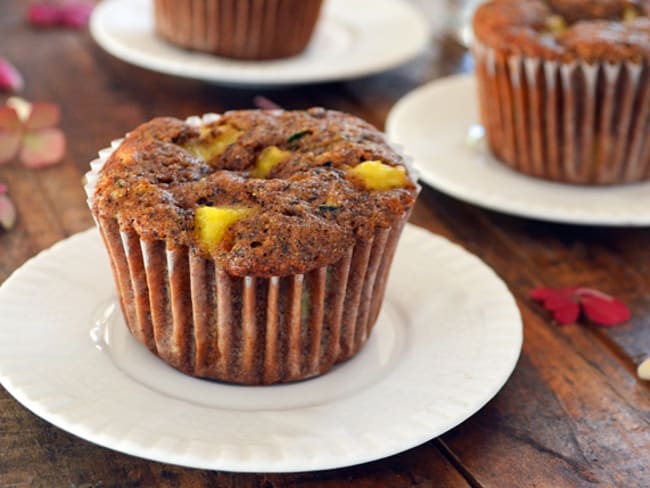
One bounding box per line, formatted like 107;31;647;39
348;160;408;190
623;5;639;21
251;146;290;178
195;206;255;251
545;14;567;35
185;124;241;162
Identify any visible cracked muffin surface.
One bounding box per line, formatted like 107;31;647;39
93;108;418;277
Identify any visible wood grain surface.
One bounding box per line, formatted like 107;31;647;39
1;0;649;486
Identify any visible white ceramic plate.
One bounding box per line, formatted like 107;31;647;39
387;75;650;226
0;225;521;472
89;0;430;86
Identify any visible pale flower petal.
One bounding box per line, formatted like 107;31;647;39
0;189;16;231
0;131;22;164
0;106;22;132
6;97;32;122
20;129;66;168
25;102;61;130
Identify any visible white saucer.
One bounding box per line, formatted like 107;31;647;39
387;75;650;226
89;0;431;86
0;225;521;472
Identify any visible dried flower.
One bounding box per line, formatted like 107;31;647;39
28;1;95;29
0;58;24;93
531;287;631;326
0;97;66;168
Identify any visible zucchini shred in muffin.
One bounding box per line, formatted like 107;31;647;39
473;0;650;184
86;109;418;385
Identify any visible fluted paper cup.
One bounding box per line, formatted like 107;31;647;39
84;114;413;385
154;0;324;60
473;41;650;185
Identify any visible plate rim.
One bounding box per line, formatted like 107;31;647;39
386;73;650;227
0;225;522;472
89;0;431;87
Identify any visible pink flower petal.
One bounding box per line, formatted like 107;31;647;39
24;102;61;130
28;2;94;29
60;2;95;28
0;193;16;231
0;58;24;93
19;129;66;168
0;131;22;164
28;3;62;27
0;106;22;132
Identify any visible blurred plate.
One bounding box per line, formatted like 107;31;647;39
90;0;430;86
387;74;650;226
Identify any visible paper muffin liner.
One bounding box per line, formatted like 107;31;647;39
473;41;650;185
85;114;414;385
153;0;323;60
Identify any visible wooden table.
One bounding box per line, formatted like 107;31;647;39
1;1;649;486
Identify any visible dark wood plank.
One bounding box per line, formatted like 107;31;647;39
410;189;650;486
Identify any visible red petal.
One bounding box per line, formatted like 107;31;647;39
0;193;16;230
24;102;60;130
531;287;577;310
28;4;62;27
0;131;22;164
531;287;580;325
581;294;631;326
530;287;556;301
60;2;94;28
19;129;66;168
530;287;576;300
0;58;24;92
552;301;581;325
0;106;22;132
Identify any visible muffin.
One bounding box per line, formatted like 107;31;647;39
473;0;650;184
153;0;324;60
85;108;419;385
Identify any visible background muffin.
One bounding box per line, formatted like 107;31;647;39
85;109;418;385
473;0;650;185
154;0;324;60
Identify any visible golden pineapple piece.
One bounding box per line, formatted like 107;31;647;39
185;124;241;162
195;206;255;251
545;14;567;35
623;5;639;21
251;146;290;178
348;160;408;190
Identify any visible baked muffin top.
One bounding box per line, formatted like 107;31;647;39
92;109;418;277
473;0;650;62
